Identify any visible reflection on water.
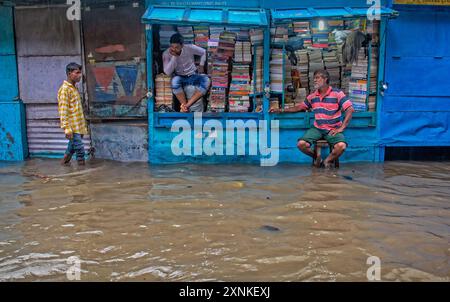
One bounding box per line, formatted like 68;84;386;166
0;159;449;281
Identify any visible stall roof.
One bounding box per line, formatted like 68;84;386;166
271;7;398;22
142;6;269;27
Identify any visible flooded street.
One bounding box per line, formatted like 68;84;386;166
0;159;449;281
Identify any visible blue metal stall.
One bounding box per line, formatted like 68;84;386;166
0;3;28;161
267;2;397;163
143;0;397;164
143;3;272;164
381;1;450;150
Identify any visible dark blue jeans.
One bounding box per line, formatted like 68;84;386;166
65;133;85;160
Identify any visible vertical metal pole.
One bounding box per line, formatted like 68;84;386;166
146;24;154;162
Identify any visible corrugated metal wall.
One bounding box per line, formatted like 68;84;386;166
82;4;148;161
15;6;91;156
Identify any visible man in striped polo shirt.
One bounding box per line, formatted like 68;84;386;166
270;69;354;168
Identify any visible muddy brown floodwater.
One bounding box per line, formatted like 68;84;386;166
0;158;449;281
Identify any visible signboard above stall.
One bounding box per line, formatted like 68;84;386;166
271;6;398;23
394;0;450;5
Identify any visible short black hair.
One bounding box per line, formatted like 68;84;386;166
170;33;184;45
314;69;330;85
66;62;82;75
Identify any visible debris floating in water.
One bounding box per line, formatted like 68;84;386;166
342;175;353;181
260;225;280;232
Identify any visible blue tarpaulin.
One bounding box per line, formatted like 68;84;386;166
142;6;269;27
271;7;398;22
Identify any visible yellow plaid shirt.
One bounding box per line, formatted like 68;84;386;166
57;80;88;135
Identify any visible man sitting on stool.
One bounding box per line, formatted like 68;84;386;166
163;33;210;112
270;69;354;168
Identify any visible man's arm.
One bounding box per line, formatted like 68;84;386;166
270;100;310;113
189;44;207;72
163;51;177;76
57;88;72;139
329;106;354;136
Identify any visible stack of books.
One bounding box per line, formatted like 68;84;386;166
208;31;236;112
159;25;177;50
270;26;288;44
284;52;294;103
323;50;341;88
194;26;209;49
308;48;324;91
348;80;368;111
155;74;173;107
369;46;379;92
229;63;251;112
234;41;252;64
293;21;312;48
270;48;284;93
217;31;237;58
327;20;344;31
345;19;362;30
249;29;263;46
348;48;368;111
177;26;194;44
208;58;230;112
311;20;329;49
295;49;309;93
341;63;352;95
351;48;368;79
250;46;263;94
209;26;224;40
208;26;224;74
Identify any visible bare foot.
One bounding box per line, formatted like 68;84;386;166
323;160;333;169
313;156;322;168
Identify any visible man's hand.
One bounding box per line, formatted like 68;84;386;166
329;127;344;136
197;65;205;74
65;132;73;140
169;48;180;57
180;103;189;113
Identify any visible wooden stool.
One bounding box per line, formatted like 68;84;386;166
313;140;339;168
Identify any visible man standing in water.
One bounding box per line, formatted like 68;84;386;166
270;69;354;168
57;62;88;166
163;33;210;112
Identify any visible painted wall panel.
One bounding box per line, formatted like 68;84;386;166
82;6;145;62
17;56;83;103
0;6;15;55
0;55;19;101
86;60;147;117
90;122;148;162
0;102;28;161
14;7;81;57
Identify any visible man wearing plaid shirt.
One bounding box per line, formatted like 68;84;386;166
57;63;88;165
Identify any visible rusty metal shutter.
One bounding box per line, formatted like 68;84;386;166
82;4;148;161
15;6;91;157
